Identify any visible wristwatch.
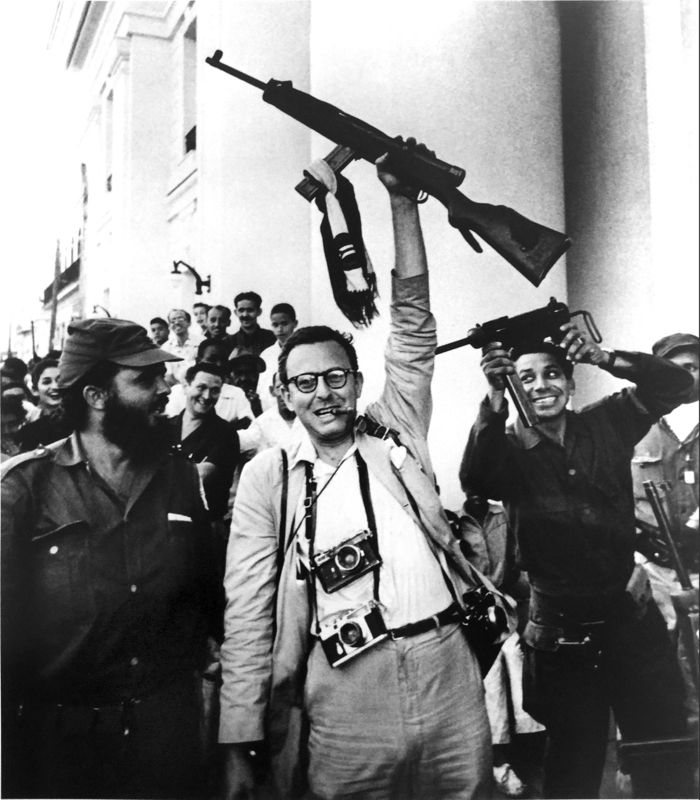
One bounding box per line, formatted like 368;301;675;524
601;347;617;369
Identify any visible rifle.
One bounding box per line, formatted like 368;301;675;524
436;297;602;427
205;50;571;287
643;480;698;693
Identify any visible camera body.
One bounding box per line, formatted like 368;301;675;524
313;530;382;593
319;601;388;668
461;585;507;646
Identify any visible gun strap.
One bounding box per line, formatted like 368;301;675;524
316;175;378;327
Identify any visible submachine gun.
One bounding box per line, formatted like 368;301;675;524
436;297;601;427
205;49;571;287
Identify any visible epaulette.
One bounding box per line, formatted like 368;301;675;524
1;445;54;480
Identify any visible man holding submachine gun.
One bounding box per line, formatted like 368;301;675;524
460;310;696;798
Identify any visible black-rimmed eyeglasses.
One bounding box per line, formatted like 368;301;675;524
285;368;356;393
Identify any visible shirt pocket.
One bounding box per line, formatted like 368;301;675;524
30;521;95;631
631;452;663;498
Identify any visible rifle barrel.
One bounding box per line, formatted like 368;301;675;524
205;51;267;91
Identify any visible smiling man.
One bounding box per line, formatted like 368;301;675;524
169;362;240;521
460;328;695;799
219;152;496;800
1;318;220;799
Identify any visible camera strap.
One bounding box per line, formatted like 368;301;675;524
354;451;381;602
302;451;382;635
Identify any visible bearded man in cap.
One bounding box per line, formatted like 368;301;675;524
1;318;220;799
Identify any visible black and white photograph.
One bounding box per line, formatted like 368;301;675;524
1;1;697;798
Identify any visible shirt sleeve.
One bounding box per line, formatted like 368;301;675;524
583;350;694;451
459;397;520;502
218;452;280;743
369;271;436;442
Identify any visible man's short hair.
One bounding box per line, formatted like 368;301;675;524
270;302;297;321
512;341;574;379
150;317;168;328
184;362;225;384
30;358;59;389
60;361;122;431
210;304;232;322
193;302;211;313
234;291;262;310
1;357;28;382
197;339;229;362
168;308;191;324
278;326;358;384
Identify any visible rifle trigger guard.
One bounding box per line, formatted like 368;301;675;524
416;190;429;204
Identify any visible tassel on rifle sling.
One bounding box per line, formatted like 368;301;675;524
315;175;379;328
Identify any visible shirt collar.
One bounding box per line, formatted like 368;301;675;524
290;427;357;469
53;431;88;466
514;410;573;449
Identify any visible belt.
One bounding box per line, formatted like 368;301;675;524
388;602;461;640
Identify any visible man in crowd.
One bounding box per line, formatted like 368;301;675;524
165;308;199;386
631;332;699;738
633;332;698;554
261;302;298;410
238;371;299;458
227;347;266;419
460;328;695;798
193;302;212;338
219;153;493;800
206;304;236;357
166;340;254;429
231;291;276;356
1;318;220;799
17;358;72;451
149;316;170;347
168;362;240;523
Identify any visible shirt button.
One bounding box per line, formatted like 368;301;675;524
130;657;139;667
49;546;59;555
568;468;576;476
130;584;138;593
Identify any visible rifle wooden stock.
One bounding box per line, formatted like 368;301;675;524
436;188;571;287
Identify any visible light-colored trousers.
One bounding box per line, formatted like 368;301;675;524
304;622;492;800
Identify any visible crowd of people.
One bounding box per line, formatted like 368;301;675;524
1;152;698;800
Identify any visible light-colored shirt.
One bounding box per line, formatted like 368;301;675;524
166;382;253;423
238;407;301;456
664;401;699;442
293;433;453;631
260;345;282;410
164;334;199;385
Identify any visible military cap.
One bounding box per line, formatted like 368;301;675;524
227;347;266;374
58;318;181;389
652;333;699;360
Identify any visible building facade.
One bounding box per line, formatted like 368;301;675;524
41;0;697;509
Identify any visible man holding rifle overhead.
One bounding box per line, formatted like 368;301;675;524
218;147;502;800
461;327;695;798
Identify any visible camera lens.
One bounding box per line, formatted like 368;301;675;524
339;621;365;647
335;544;361;572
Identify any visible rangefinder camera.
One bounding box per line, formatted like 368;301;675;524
461;585;508;645
319;600;388;668
312;530;382;593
